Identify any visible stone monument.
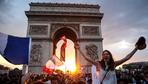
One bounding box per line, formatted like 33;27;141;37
23;2;103;74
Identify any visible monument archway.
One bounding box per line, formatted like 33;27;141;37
52;27;78;55
24;3;103;74
52;27;78;71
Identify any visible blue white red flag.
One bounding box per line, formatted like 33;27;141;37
0;32;31;64
43;55;63;74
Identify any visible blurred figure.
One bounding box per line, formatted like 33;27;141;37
143;71;148;84
60;36;67;61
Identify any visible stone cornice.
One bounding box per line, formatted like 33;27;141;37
30;2;100;9
25;11;104;18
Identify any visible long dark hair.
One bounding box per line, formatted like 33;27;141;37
100;50;115;71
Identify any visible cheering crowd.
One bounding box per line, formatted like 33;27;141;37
0;68;148;84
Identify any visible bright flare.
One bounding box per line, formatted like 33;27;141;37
56;39;76;72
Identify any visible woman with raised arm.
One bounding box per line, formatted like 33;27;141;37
76;37;146;84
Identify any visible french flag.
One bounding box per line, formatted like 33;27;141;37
0;32;31;64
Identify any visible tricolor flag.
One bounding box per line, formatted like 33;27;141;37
0;32;31;64
50;55;63;66
43;55;63;74
43;60;55;74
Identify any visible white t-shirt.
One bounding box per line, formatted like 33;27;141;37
99;68;117;84
92;65;100;84
91;65;117;84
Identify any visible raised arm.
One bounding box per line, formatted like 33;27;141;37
115;36;146;67
75;43;97;65
79;49;97;65
115;48;138;67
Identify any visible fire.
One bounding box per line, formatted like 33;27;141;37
56;39;77;73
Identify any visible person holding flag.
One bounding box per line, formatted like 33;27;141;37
60;36;67;61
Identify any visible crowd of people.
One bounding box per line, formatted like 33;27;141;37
0;68;22;84
23;69;148;84
116;69;148;84
23;70;86;84
1;67;148;84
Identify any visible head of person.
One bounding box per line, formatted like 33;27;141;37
102;50;113;62
61;36;67;43
100;50;115;70
61;36;66;40
144;71;148;79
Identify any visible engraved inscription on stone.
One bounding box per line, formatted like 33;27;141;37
29;25;48;35
82;26;99;36
85;44;98;60
30;44;42;65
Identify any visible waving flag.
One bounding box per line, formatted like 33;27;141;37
0;32;31;64
43;55;63;74
43;59;55;74
50;55;63;66
60;36;67;61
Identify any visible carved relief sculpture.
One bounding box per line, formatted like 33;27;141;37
30;44;42;65
85;44;98;60
29;25;48;35
82;26;99;36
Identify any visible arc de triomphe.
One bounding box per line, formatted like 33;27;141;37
23;3;103;74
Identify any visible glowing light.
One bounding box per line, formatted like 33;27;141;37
118;40;130;49
56;39;76;72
